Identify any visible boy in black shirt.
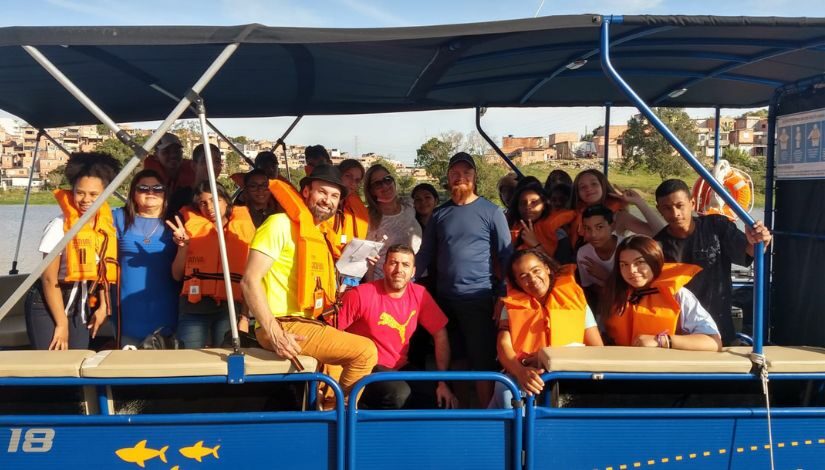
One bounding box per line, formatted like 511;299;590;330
653;179;772;345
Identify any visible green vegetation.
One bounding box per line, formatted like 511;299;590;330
622;108;698;179
0;189;124;207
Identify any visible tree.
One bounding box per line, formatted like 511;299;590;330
622;108;698;179
224;151;243;177
95;134;149;165
475;157;507;204
44;164;67;189
415;133;461;188
738;109;768;119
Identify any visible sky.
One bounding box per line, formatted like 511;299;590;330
2;0;824;163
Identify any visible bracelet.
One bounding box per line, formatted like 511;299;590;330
656;331;671;349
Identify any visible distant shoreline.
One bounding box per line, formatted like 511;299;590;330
0;190;123;206
0;190;56;205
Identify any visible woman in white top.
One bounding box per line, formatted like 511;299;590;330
364;164;422;280
25;152;120;350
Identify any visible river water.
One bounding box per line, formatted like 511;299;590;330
0;205;61;274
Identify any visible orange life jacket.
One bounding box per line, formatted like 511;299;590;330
268;179;337;312
514;209;577;257
571;197;625;248
326;193;370;260
502;265;589;357
142;155;196;192
181;206;256;303
54;189;118;284
604;263;702;346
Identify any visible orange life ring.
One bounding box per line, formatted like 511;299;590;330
691;160;753;221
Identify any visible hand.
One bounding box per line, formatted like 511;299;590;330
435;381;459;409
518;219;540;248
49;323;69;350
265;319;304;361
363;254;380;281
165;215;190;247
632;334;659;348
611;185;644;206
238;315;249;334
581;256;610;284
365;254;379;269
88;304;108;339
745;220;772;246
515;365;546;396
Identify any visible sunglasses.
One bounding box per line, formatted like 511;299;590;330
246;183;269;191
136;184;166;194
370;175;395;190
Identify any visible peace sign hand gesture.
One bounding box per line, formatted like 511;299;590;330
165;215;190;247
519;219;540;248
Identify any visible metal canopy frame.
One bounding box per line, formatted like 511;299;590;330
600;17;767;353
0;42;245;362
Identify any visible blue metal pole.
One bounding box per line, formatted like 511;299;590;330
714;106;721;164
603;103;611;176
525;395;535;470
96;386;109;415
763;94;779;343
599;17;764;355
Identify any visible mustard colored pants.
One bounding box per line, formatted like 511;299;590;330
257;317;377;399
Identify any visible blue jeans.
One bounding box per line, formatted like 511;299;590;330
177;297;238;349
488;379;518;409
176;311;230;349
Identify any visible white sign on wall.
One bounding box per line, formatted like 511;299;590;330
776;108;825;179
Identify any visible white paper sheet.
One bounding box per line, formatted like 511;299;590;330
335;238;384;279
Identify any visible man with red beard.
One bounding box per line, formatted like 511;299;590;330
416;152;512;406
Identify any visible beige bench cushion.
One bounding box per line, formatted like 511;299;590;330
80;348;317;378
725;346;825;373
0;350;96;377
539;346;753;374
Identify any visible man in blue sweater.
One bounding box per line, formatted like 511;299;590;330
416;152;512;406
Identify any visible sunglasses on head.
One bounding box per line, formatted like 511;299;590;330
136;184;166;194
370;175;395;189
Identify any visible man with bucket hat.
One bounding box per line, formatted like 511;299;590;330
242;164;377;402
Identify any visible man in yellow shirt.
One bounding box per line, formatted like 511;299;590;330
242;165;377;400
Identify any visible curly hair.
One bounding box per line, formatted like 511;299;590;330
64;152;121;187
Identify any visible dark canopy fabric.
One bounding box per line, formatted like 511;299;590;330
1;14;825;128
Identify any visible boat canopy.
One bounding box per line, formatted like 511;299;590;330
1;14;825;128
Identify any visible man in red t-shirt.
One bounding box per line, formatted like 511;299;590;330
338;244;458;409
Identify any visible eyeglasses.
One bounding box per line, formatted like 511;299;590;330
136;184;166;194
370;175;395;190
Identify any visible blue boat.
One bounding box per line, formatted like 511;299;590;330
1;14;824;469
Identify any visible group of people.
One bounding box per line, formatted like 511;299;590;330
24;134;772;410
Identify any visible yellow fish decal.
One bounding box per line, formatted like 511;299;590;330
171;467;180;470
115;439;169;468
179;440;220;462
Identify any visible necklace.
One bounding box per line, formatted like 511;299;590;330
140;218;161;244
